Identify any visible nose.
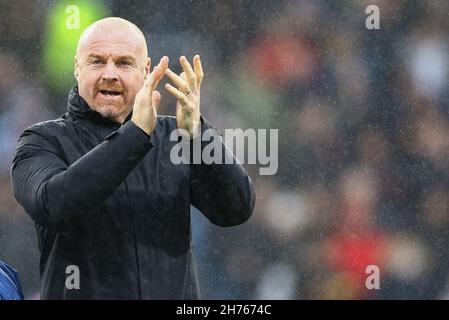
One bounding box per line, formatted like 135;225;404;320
101;58;119;82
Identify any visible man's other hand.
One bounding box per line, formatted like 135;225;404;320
165;55;203;139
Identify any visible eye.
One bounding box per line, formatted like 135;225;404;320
90;59;102;65
117;60;131;66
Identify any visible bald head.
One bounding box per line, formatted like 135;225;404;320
76;17;148;61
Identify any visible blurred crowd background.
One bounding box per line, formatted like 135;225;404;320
1;0;449;299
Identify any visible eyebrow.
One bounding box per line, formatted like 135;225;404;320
116;55;138;64
86;53;138;64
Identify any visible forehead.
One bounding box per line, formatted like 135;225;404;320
84;42;141;60
78;26;146;60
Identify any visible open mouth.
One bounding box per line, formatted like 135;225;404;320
99;90;123;97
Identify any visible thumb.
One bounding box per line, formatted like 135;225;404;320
151;90;161;109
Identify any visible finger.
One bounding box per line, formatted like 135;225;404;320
152;56;169;88
144;63;160;90
180;56;197;91
193;55;204;88
165;68;190;93
165;83;189;105
145;56;169;90
144;57;152;79
151;63;167;90
151;90;161;110
180;73;194;97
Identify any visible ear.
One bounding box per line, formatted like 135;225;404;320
74;56;80;80
144;57;151;79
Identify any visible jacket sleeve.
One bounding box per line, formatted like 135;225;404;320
190;117;256;227
10;120;152;233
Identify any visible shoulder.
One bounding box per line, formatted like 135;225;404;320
0;261;22;300
155;115;178;135
22;115;70;135
153;115;216;138
18;116;70;147
156;115;177;125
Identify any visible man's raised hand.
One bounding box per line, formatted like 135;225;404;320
131;56;169;135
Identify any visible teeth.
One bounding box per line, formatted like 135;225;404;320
101;91;120;96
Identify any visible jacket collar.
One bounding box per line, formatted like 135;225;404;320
67;86;132;127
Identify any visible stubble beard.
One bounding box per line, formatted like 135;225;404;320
91;101;129;121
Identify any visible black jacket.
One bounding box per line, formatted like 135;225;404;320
10;86;255;299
